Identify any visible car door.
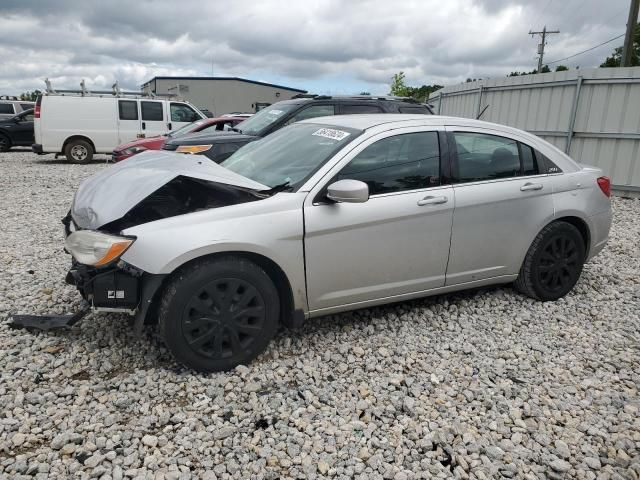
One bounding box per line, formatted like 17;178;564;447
170;102;202;132
117;100;141;144
14;111;34;144
140;100;166;138
304;127;454;313
445;127;555;285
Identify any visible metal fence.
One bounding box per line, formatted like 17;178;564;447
429;67;640;195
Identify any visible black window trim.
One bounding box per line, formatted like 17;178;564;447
447;130;548;185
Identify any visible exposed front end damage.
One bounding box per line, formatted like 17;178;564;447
58;150;272;331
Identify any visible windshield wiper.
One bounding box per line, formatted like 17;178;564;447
254;181;293;197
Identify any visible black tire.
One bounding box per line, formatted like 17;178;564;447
64;139;93;164
514;221;586;301
0;133;11;152
158;256;280;372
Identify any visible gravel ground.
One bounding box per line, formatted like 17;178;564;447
0;150;639;480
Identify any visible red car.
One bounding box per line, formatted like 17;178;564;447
112;116;247;162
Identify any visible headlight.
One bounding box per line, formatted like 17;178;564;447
176;144;212;154
65;231;135;267
123;146;148;156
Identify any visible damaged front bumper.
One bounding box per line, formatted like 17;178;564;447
65;259;167;335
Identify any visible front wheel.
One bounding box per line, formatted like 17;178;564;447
0;134;11;152
514;221;586;301
158;256;280;372
64;139;93;164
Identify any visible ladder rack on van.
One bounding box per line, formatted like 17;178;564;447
43;78;177;99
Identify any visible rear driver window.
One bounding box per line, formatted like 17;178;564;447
141;101;163;121
338;131;440;195
453;132;521;182
0;104;14;114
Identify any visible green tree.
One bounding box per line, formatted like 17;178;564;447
19;90;41;101
555;65;569;72
600;23;640;67
389;72;410;97
358;91;371;96
389;72;442;101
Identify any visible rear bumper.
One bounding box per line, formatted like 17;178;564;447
32;143;43;154
587;209;612;261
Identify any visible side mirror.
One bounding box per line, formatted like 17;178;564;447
326;179;369;203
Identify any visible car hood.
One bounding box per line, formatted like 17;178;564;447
71;150;268;230
165;130;257;146
115;135;167;152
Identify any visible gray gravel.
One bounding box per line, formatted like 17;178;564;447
1;150;639;480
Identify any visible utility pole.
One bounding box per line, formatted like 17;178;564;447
529;26;560;72
621;0;640;67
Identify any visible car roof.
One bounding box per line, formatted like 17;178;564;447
298;114;537;138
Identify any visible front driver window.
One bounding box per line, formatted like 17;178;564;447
338;131;441;195
171;103;200;123
285;105;335;125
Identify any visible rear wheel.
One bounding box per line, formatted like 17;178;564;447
158;256;280;372
0;134;11;152
515;221;586;301
64;139;93;164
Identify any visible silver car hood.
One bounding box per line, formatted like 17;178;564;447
71;150;268;229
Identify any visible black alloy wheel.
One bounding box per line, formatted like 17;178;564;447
182;278;267;359
515;221;586;301
159;256;280;372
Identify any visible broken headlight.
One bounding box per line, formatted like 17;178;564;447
65;231;135;267
175;144;212;154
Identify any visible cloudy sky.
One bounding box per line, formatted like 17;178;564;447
0;0;631;96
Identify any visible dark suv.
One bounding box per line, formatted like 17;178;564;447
163;95;432;163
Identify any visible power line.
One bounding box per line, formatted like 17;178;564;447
546;33;625;65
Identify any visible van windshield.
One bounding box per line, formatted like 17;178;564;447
221;123;360;190
235;102;299;136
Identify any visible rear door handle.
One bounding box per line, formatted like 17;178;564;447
520;183;543;191
417;195;448;206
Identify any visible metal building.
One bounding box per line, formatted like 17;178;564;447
142;76;307;117
429;67;640;196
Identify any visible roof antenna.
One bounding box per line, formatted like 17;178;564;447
44;78;56;94
112;81;121;96
476;104;489;120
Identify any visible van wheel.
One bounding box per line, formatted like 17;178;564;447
0;134;11;152
158;256;280;372
65;139;93;164
514;221;586;301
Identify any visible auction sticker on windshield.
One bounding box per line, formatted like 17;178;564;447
268;109;284;116
312;128;351;141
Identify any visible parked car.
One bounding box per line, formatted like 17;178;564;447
0;108;34;151
112;116;247;162
0;98;34;120
163;95;432;163
33;93;206;163
62;114;611;372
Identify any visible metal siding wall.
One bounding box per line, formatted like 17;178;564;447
432;67;640;191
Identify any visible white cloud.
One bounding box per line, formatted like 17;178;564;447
0;0;630;95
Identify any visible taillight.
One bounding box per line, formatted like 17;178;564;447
35;96;41;118
597;176;611;198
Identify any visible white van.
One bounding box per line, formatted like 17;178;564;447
33;93;206;163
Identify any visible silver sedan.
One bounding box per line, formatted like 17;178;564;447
65;115;612;371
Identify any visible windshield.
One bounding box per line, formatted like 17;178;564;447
235;102;300;136
168;119;207;138
221;123;361;189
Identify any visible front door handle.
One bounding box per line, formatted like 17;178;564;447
417;195;448;206
142;122;146;130
520;183;543;191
